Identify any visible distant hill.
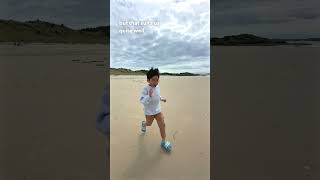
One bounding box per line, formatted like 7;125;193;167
110;68;201;76
0;19;109;44
211;34;313;46
279;38;320;42
305;38;320;41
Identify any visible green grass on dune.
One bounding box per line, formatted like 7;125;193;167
0;19;109;44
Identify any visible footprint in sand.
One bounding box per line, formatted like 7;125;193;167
172;130;179;140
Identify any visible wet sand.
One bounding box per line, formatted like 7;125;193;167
110;76;210;180
212;46;320;180
0;44;108;180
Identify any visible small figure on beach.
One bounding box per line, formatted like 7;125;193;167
140;68;172;152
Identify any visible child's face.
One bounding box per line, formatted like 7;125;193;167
148;75;159;87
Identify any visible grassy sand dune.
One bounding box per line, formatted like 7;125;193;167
0;19;109;44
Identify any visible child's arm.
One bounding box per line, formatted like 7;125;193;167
140;87;152;105
159;87;166;102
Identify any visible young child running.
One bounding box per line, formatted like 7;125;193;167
140;68;172;152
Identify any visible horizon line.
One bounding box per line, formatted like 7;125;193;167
1;18;318;40
111;67;210;75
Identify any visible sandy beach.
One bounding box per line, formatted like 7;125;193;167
0;44;108;180
1;43;319;180
212;45;320;180
110;76;210;180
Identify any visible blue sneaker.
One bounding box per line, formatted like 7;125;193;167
161;140;172;152
141;121;146;133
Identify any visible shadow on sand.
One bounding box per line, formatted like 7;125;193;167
122;134;170;179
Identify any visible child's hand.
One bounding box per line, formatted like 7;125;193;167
148;88;153;97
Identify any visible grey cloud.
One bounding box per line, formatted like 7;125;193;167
211;0;320;38
111;26;209;65
110;0;209;73
289;7;320;20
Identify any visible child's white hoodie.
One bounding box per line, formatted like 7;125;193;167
140;85;162;115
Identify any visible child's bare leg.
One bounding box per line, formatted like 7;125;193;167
145;115;154;126
155;112;166;141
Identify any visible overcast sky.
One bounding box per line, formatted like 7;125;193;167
110;0;210;74
1;0;319;37
212;0;320;38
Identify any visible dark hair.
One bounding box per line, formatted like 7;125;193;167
146;67;160;80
